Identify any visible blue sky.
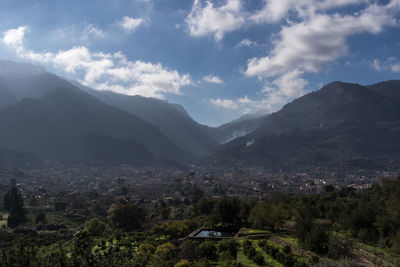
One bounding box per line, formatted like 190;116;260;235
0;0;399;126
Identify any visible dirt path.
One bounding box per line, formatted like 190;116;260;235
350;253;375;267
354;248;395;267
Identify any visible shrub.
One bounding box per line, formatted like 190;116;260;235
174;259;190;267
198;241;217;261
252;252;265;265
217;239;238;259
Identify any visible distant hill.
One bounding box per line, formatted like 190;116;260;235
206;81;400;172
0;74;17;109
75;84;218;157
0;147;46;169
203;113;267;144
0;71;194;166
0;60;268;161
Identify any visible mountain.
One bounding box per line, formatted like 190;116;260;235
367;80;400;100
70;81;269;153
0;60;264;158
0;148;46;169
0;71;194;166
74;84;218;157
0;60;49;100
0;60;46;76
203;113;267;144
0;74;17;109
206;81;400;172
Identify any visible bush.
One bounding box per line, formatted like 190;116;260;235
85;218;106;237
327;236;352;259
283;253;296;267
304;224;329;254
153;242;176;267
153;220;197;239
198;241;217;261
174;259;190;267
275;251;285;262
283;244;291;254
108;199;146;231
242;241;265;265
217;239;238;259
179;240;199;261
253;252;265;265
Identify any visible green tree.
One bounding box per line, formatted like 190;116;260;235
248;201;285;230
3;179;26;228
34;211;46;228
152;242;176;267
108;199;146;231
85;217;106;237
71;230;94;266
158;200;171;220
198;241;217;261
212;197;240;227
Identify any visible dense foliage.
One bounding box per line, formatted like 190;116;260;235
1;177;400;266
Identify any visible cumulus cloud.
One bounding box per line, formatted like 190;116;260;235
2;26;192;99
250;0;367;24
245;1;400;78
210;98;238;109
119;16;145;33
373;57;400;73
2;26;28;48
203;75;224;84
185;0;246;41
186;0;400;114
211;70;308;114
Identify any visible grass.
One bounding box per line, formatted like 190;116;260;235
238;228;271;236
276;234;298;247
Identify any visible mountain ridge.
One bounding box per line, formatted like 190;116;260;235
0;72;195;166
205;80;400;172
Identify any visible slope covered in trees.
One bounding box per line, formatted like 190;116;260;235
1;176;400;266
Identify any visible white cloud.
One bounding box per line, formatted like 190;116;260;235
185;0;400;115
260;69;308;110
185;0;246;41
373;59;382;71
203;75;224;84
119;16;145;33
373;57;400;73
392;64;400;73
211;70;308;114
236;38;255;47
245;1;400;78
82;24;106;40
2;27;192;99
2;26;29;48
250;0;368;24
210;98;238;109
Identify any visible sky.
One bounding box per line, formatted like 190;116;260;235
0;0;399;126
